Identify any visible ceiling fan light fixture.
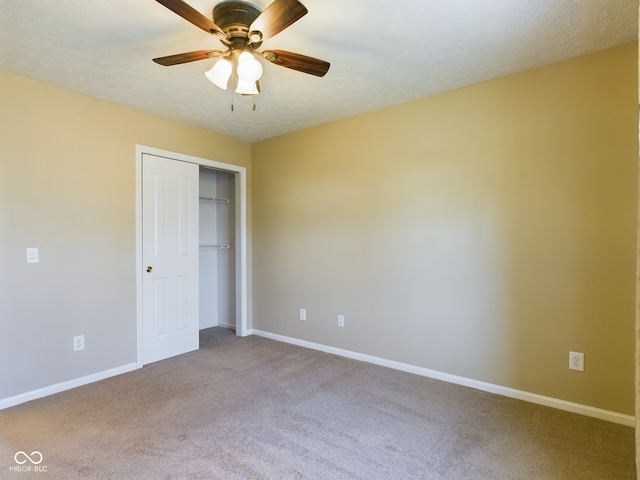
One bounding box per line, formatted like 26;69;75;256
153;0;330;99
236;52;263;82
235;78;259;95
205;58;232;90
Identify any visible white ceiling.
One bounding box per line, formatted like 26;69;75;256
0;0;636;143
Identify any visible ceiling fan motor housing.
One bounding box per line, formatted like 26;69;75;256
213;1;262;39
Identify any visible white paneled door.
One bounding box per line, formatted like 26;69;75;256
142;154;199;365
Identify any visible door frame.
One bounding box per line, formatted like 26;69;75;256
135;145;249;368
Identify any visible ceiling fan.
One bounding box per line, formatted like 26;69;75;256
152;0;330;97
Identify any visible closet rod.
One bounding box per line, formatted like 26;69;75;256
199;196;230;204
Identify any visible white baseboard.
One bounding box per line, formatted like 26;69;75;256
250;329;635;428
0;363;138;411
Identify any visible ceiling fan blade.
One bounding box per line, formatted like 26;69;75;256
153;50;223;66
155;0;224;36
250;0;308;40
262;50;330;77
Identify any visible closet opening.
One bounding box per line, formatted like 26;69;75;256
199;167;236;332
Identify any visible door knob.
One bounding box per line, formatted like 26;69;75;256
146;266;153;273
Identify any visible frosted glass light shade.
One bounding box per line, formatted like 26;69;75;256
205;59;232;90
235;79;259;95
238;51;254;64
236;52;263;82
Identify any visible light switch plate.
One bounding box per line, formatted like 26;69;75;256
26;247;39;264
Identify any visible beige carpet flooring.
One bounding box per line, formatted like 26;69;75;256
0;327;635;479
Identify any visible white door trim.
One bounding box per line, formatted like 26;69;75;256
135;145;249;369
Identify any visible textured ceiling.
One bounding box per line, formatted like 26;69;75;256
0;0;637;143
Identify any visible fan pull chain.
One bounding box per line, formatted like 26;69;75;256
228;94;257;111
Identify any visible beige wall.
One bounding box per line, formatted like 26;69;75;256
252;43;638;415
0;71;251;400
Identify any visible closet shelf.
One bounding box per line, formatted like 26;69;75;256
199;244;232;250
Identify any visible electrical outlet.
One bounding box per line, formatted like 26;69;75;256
26;247;39;264
337;315;345;327
569;351;584;371
73;335;85;352
299;308;306;321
